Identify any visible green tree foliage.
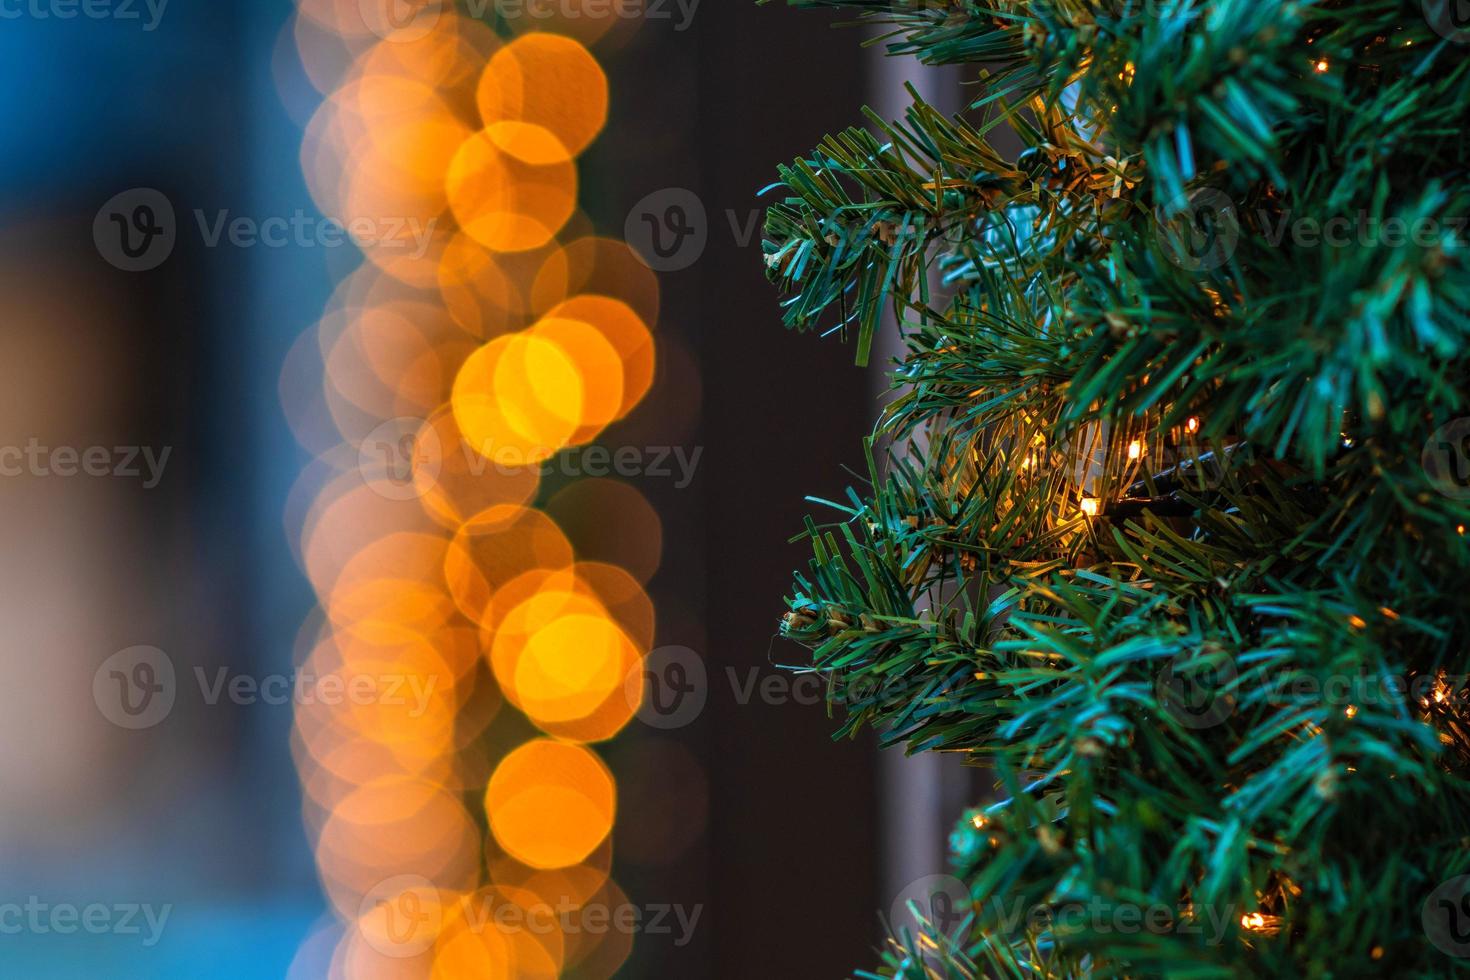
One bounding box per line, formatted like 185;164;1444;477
759;1;1470;975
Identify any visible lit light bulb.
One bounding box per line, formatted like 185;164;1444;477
1241;913;1266;930
1127;440;1144;461
1345;705;1358;719
1314;58;1330;73
1185;416;1201;434
1081;497;1101;517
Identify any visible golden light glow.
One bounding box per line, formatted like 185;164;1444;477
528;316;626;440
443;504;574;626
446;128;578;252
1185;416;1201;434
1127;440;1143;461
478;34;609;161
451;332;584;466
486;739;616;869
1314;58;1330;73
1081;497;1101;517
547;294;656;421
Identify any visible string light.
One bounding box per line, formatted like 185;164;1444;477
1345;704;1358;719
1240;912;1282;935
1127;440;1144;461
1185;416;1201;434
1314;58;1330;73
1081;497;1101;517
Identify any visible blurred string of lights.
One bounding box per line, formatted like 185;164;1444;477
278;2;666;975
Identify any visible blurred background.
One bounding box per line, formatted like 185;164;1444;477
0;1;974;976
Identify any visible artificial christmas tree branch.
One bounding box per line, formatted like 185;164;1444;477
761;0;1470;975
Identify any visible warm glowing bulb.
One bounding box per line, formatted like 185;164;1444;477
1081;498;1101;517
1314;58;1330;73
1458;525;1466;536
1242;913;1266;930
1127;440;1144;461
1185;416;1201;434
1345;704;1358;719
971;814;986;829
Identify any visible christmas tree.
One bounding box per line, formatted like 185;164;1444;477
761;1;1470;975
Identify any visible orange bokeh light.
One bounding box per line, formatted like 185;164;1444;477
485;740;615;869
451;331;586;466
446;128;577;253
477;34;608;160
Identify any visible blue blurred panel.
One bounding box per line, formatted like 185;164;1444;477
0;0;328;973
0;0;264;208
0;901;323;978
